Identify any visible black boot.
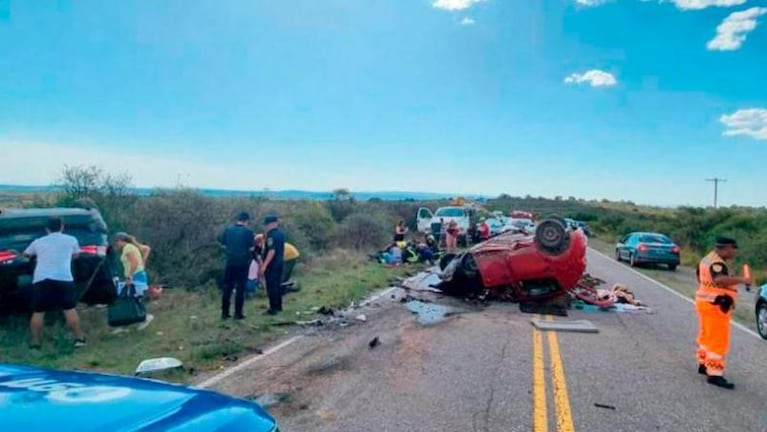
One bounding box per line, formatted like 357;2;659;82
707;376;735;390
698;364;707;375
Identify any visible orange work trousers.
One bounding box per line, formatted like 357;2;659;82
695;299;732;377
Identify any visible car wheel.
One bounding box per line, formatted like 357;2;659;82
615;249;622;261
757;302;767;340
668;264;677;272
534;219;570;255
629;253;637;267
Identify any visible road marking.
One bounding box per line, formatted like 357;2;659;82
589;248;763;341
196;335;304;389
546;316;575;432
532;318;548;432
197;284;405;389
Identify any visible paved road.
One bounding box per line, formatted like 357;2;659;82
209;249;767;431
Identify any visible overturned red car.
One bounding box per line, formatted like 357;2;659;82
438;219;588;301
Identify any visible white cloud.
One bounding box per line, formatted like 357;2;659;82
707;7;767;51
460;17;475;26
432;0;485;11
670;0;747;10
720;108;767;140
564;69;618;87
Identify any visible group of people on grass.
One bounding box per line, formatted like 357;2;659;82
20;217;153;349
376;220;445;266
219;212;300;319
21;211;300;348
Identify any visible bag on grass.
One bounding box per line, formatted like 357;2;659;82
108;283;147;327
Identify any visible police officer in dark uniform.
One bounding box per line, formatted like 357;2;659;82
260;215;285;315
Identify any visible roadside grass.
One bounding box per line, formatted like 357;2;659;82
0;250;419;381
589;238;759;331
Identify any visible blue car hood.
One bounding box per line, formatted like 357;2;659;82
0;364;276;432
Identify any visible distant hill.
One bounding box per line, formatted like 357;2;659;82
0;184;481;202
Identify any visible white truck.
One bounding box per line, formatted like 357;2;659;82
416;206;475;246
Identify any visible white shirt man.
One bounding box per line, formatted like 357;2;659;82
22;217;86;349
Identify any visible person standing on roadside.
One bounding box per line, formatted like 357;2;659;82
219;212;254;320
22;217;86;349
695;237;751;389
260;215;285;316
112;233;152;297
445;220;459;253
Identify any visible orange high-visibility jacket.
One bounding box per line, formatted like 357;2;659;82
696;251;738;303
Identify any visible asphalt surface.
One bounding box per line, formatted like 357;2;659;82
209;249;767;431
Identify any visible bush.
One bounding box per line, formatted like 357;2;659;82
288;201;336;251
335;211;390;251
126;189;227;288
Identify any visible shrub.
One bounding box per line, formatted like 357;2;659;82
335;211;390;251
126;189;227;288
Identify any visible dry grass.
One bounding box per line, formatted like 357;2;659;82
0;251;419;381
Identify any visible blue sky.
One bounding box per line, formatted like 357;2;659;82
1;0;766;206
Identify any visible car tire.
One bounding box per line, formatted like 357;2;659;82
668;264;678;272
757;302;767;340
534;219;570;255
629;253;637;267
615;249;622;262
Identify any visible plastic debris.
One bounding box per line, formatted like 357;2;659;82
135;357;183;376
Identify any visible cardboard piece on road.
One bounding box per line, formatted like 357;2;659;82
530;318;599;333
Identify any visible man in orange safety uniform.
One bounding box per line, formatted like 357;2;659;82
695;237;751;390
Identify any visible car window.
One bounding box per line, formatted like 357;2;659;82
639;234;672;244
418;209;431;218
434;208;465;217
0;218;107;251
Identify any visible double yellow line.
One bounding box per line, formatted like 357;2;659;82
533;315;575;432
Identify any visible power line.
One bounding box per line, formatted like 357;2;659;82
705;178;727;209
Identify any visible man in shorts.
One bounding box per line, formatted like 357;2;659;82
23;217;86;349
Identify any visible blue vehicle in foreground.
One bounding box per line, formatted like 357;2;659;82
0;363;279;432
615;232;681;271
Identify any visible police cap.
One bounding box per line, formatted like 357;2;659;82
263;215;279;225
715;236;738;249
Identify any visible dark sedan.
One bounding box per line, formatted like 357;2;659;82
615;232;681;271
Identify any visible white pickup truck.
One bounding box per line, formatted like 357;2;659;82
416;206;475;246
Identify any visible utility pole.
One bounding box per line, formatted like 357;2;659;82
705;178;727;209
